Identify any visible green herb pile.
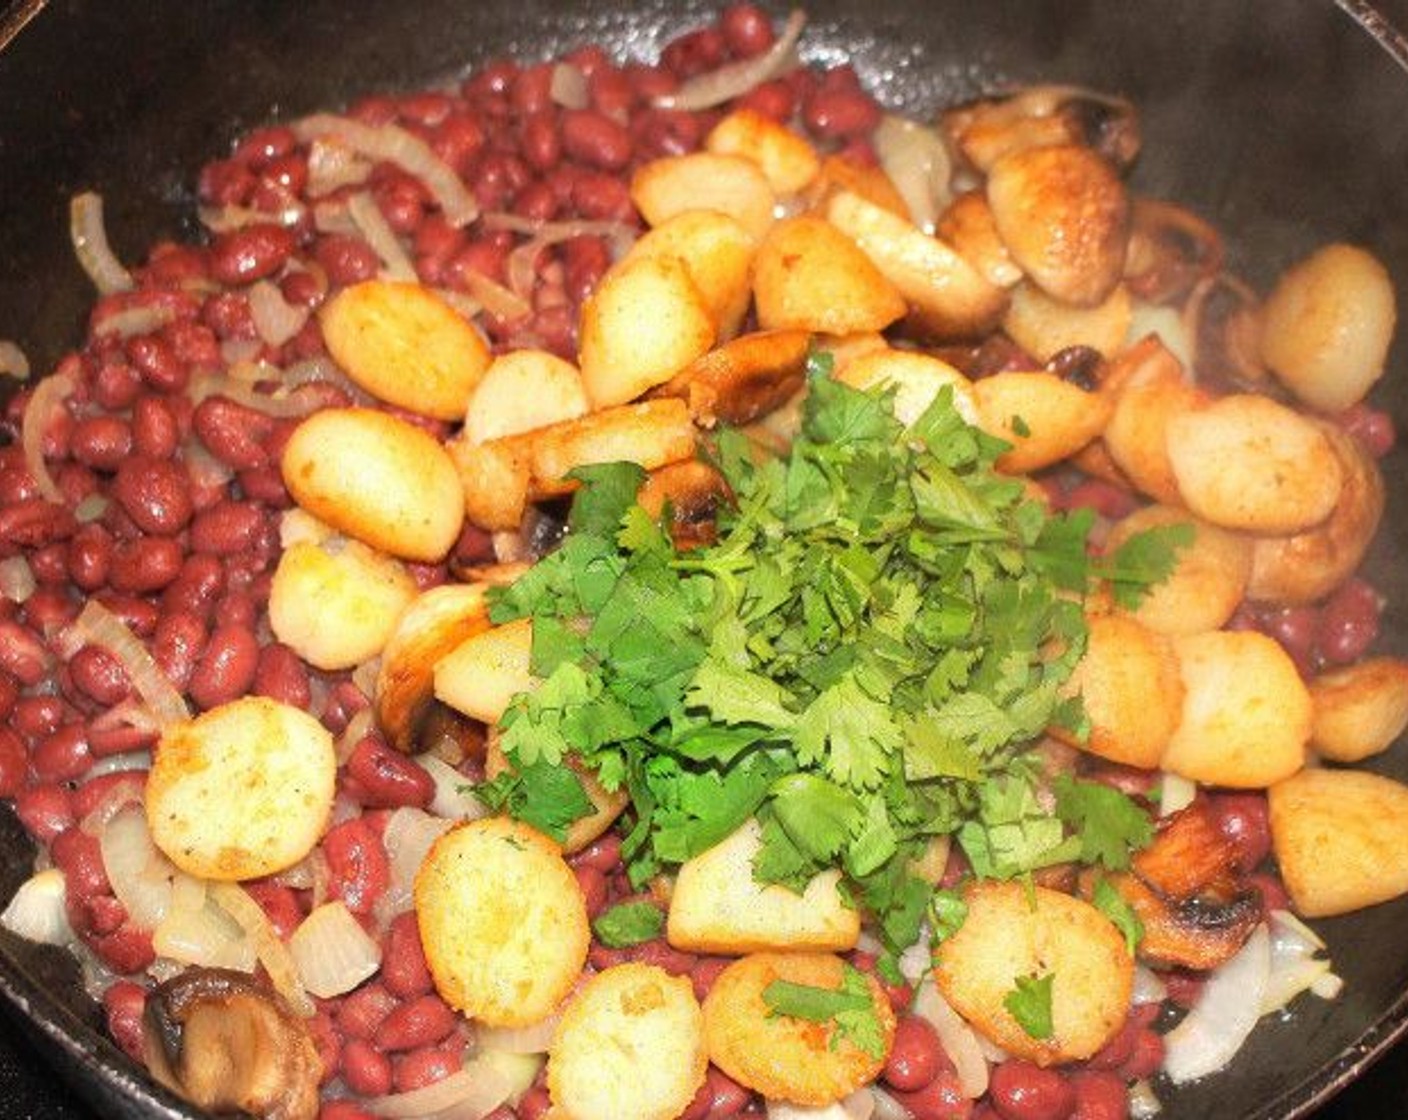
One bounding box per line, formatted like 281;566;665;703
481;354;1177;958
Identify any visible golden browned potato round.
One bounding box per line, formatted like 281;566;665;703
971;370;1113;474
1308;657;1408;763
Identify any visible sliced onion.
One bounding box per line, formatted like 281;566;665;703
336;707;379;766
364;1048;541;1119
248;279;311;347
0;868;73;946
188;370;323;418
282;355;378;405
67;599;191;729
1158;771;1197;817
912;979;989;1099
100;806;174;929
654;9;806;111
1162;922;1270;1084
347;190;419;282
1128;1079;1162;1119
480;211;636;258
1261;909;1336;1014
21;369;74;502
873;115;953;234
292;114;479;227
153;895;259;972
550;62;590;109
0;339;31;380
306;137;375;199
70;191;134;294
475;1012;562;1056
1131;963;1168;1006
380;808;455;919
0;556;36;603
90;303;179;340
290;900;382;998
432;287;484;321
77;773;147;836
767;1089;874;1119
1311;971;1345;1000
867;1087;911;1120
85;750;153;779
422;754;492;821
210;881;316;1018
199;202;306;233
460;270;532;322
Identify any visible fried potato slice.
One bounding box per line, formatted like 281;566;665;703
1103;505;1253;636
549;963;707;1120
1165;394;1344;536
824;190;1008;341
484;733;627;855
578;255;716;408
1269;768;1408;917
1054;613;1183;769
667;819;860;955
971;370;1112;473
834;347;980;427
1001;279;1132;363
464;349;589;445
282;407;465;562
936;190;1023;289
147;697;335;881
631;152;777;240
753;215;906;335
1161;630;1310;788
447;434;532;531
805;154;912;220
1309;657;1408;763
1101;343;1206;506
651;328;811;427
416;817;589;1026
319;279;492;420
434;617;535;725
703;952;895;1106
935;881;1132;1066
706;108;821;195
622;209;757;341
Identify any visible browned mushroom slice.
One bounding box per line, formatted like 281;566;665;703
649;329;811;428
941;85;1141;175
638;460;733;550
142;968;321;1120
1183;272;1267;393
986;144;1132;308
1124;198;1225;305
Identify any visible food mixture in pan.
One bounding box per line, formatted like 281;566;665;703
0;6;1403;1120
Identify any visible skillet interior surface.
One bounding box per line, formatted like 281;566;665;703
1;1;1407;1117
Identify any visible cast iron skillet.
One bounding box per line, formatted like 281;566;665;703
1;1;1408;1117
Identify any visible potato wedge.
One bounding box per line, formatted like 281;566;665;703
319;279;492;420
527;399;696;496
631;152;777;240
484;733;627;855
578;255;716;408
971;370;1112;473
824;190;1008;340
464;350;589;445
703;952;895;1105
268;538;417;671
834;348;980;428
934;881;1132;1066
706;108;821;195
805;154;912;221
1002;279;1132;363
549;963;707;1120
1269;768;1408;917
1161;630;1310;788
415;817;589;1026
622;209;757;341
651;328;811;427
936;190;1023;289
147;698;335;881
447;433;532;531
753;215;906;335
1102;345;1206;506
1055;613;1183;769
1165;394;1344;536
667;819;860;954
434;617;535;725
1103;505;1253;635
1309;657;1408;763
282;407;465;562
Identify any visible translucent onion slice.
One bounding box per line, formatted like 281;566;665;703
767;1089;875;1119
550;62;590;110
1261;909;1338;1014
21;369;74;503
380;808;455;917
0;869;73;946
1158;772;1197;817
912;979;989;1099
1128;1078;1163;1119
248;279;311;347
873;115;953;234
347;190;419;282
1162;922;1270;1084
306;138;375;199
475;1011;562;1055
99;806;174;930
77;773;147;836
67;599;191;730
654;9;806;111
460;270;532;322
364;1048;541;1119
421;755;492;821
90;304;179;340
290;900;382;998
0;338;31;380
198;202;306;233
153;896;259;973
867;1087;911;1120
0;555;36;604
210;881;316;1018
70;191;134;294
1132;963;1169;1006
292;114;479;227
187;370;323;419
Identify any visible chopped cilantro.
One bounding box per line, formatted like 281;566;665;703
762;963;886;1059
475;759;593;843
1004;972;1055;1040
1092;876;1145;956
1052;775;1155;871
930;888;969;941
592;901;665;947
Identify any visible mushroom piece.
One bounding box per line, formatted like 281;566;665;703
1182;273;1267;393
1123;198;1225;305
142;967;321;1120
638;459;733;551
941;84;1142;175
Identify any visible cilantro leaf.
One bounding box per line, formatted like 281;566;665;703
592;901;664;948
1092;877;1145;956
762;963;886;1059
475;760;594;843
1053;775;1155;870
1100;522;1195;609
929;888;969;941
1004;973;1055;1040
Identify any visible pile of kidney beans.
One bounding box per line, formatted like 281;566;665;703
0;4;1398;1120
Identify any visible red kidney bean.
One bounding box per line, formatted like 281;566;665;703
0;467;38;506
341;1038;394;1097
574;864;608;919
234;125;297;169
735;79;796;123
304;1006;341;1087
851;950;914;1012
0;618;52;685
201;291;256;340
1207;791;1272;871
112;456;194;535
0;726;26;797
69;645;132;707
66;523;114;591
804;86;883;139
884;1014;948;1092
382;911;434;999
252;642;310;707
626;63;679;105
126;334;188;394
141;239;208;283
1068;1071;1128;1120
199;158;256;206
131;395;181;460
510;62;554;116
888;1069;974;1120
572;830;623;873
210;223;298;286
513;180;560;222
1116;1025;1165;1081
13;694;64;741
1258;604;1317;665
680;1064;749;1120
989;1060;1076;1120
720;3;776;57
519;111;562;172
90;920;156;975
28;542;69;585
70;415;133;471
393;1044;462;1093
324;817;391;915
373;173;431;235
337;982;399;1041
588;943;631;971
94;591;159;637
588;66;634;118
472;151;531;210
1315;577;1381;666
1084;1007;1142;1072
71;771;143;821
632;108;703;158
21;588;76;636
103;981;148;1064
320;1102;376;1120
314;234;381;287
1250;870;1290;913
631;938;698;976
0;498;78;550
34;723;93;783
346;736;435;809
431;113;486;176
0;669;16;717
561;109;633;170
52;826;111;899
190;500;261;554
110;536;184;593
1337;402;1396;458
14;783;75;843
243;882;304;940
561;234;611;303
690;956;731;1002
164;319;222;367
375;992;456;1052
92;360;143;409
161;552;227;621
187;623;259;710
662;27;727;78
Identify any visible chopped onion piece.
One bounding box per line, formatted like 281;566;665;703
210;881;315;1018
382;808;455;917
1261;909;1337;1014
70;191;134;294
1158;772;1197;817
1163;922;1270;1084
21;369;74;503
283;356;378;405
293;114;479;227
290;901;382;998
422;754;492;821
1128;1078;1162;1119
74;494;110;523
867;1087;911;1120
767;1089;874;1119
1270;907;1326;952
1310;971;1345;1000
432;286;484;321
85;750;153;779
100;807;174;929
0;339;31;380
347;190;419;282
873;115;953;234
67;599;191;729
1132;964;1168;1005
550;62;590;109
475;1011;561;1055
153;897;258;973
0;869;73;946
364;1047;541;1119
306;138;375;198
896;928;932;984
912;979;988;1099
77;774;147;836
654;9;806;111
248;279;311;347
0;556;36;603
1132;302;1193;370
